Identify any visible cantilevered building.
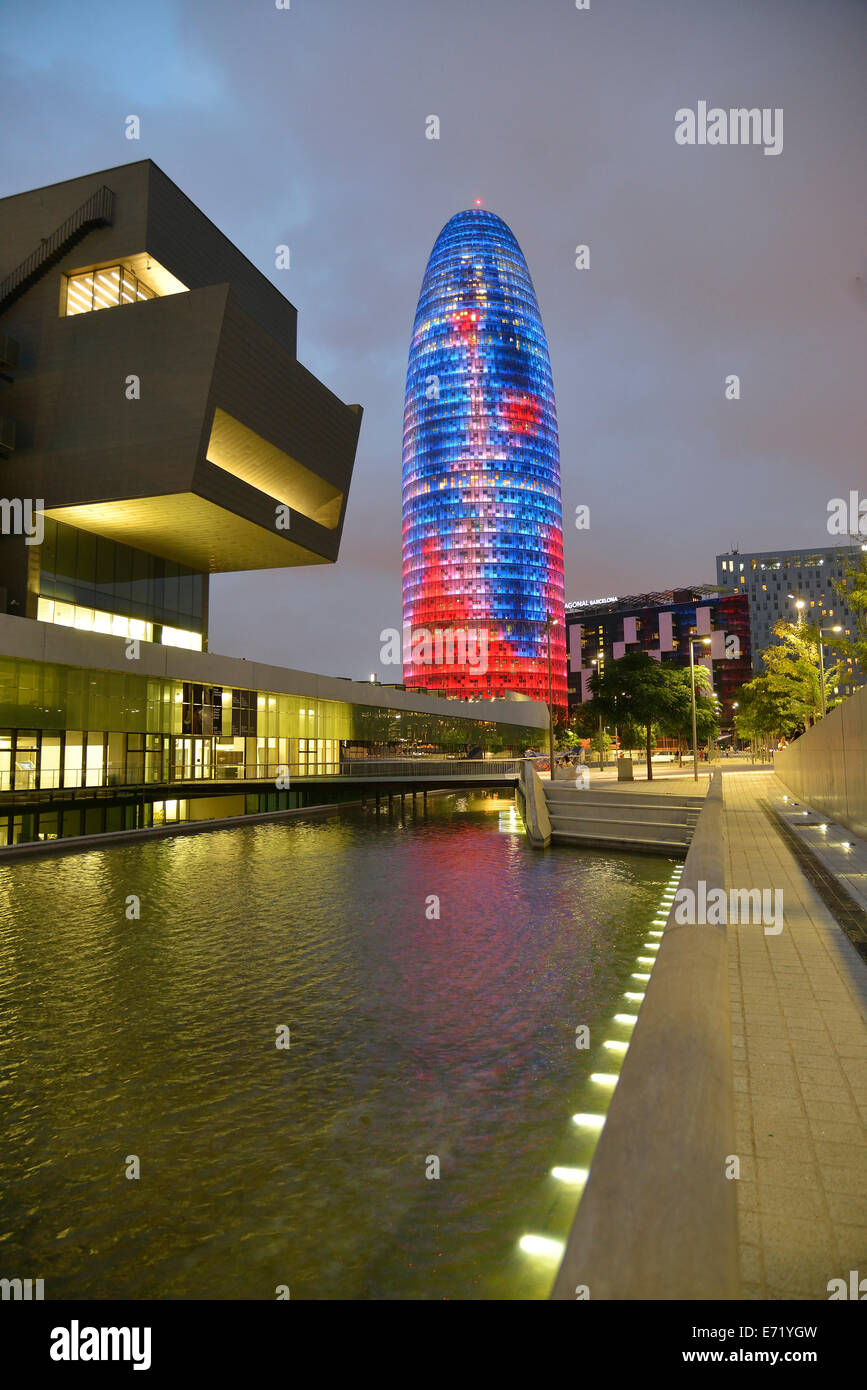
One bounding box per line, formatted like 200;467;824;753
0;160;361;644
0;164;545;847
401;208;567;710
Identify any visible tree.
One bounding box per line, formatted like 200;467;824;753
761;619;843;729
830;544;867;673
732;677;787;757
566;702;599;742
657;665;719;763
588;652;670;781
737;619;844;746
588;728;613;759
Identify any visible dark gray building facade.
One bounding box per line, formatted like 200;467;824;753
0;159;362;645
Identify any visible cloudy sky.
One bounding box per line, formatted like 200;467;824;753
2;0;865;678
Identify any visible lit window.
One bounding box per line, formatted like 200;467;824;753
38;595;155;642
63;264;157;316
160;625;203;651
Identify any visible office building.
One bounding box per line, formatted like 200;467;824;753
401;207;567;710
716;545;863;693
566;588;753;728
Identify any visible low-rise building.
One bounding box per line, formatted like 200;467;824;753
565;587;752;729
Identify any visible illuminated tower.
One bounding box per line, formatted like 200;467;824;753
401;207;567;710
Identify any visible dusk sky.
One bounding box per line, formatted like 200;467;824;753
3;0;865;680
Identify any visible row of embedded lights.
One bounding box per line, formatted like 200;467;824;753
518;862;684;1263
782;795;855;850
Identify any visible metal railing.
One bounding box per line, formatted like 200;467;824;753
341;758;523;777
2;757;523;794
0;185;115;310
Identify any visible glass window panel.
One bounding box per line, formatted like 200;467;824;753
40;518;57;580
76;529;96;587
85;737;104;787
94;537;115;602
92;266;121;309
65;273;94;314
41;735;62;790
114;544;132;588
37;812;59;841
55;524;77;599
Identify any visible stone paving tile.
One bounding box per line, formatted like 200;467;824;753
724;771;867;1300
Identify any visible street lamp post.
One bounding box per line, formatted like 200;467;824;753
688;637;712;783
817;625;842;718
788;594;806;626
591;655;605;770
546;613;558;774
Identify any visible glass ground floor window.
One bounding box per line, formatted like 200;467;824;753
0;786;309;845
152;799;189;825
0;723;533;798
294;738;340;774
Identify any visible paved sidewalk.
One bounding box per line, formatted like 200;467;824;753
724;771;867;1298
573;766;713;794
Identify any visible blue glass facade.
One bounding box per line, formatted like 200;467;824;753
402;209;567;708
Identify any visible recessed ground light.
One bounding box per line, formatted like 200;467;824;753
603;1040;628;1053
572;1112;606;1129
519;1234;564;1259
590;1072;619;1086
551;1166;589;1185
624;991;644;1002
614;1014;638;1025
631;972;651;981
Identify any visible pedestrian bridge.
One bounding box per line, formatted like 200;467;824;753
335;757;523;785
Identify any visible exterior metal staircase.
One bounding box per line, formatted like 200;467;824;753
0;185;114;312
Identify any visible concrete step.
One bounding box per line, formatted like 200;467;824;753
548;813;691;844
544;790;703;812
545;803;696;825
550;829;689;855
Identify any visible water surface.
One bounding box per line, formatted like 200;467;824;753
0;793;670;1299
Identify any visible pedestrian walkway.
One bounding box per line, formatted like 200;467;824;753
723;770;867;1298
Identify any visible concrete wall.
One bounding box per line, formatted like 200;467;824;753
774;683;867;839
551;770;739;1299
518;759;551;847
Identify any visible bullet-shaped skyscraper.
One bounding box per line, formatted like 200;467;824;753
401;208;567;710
